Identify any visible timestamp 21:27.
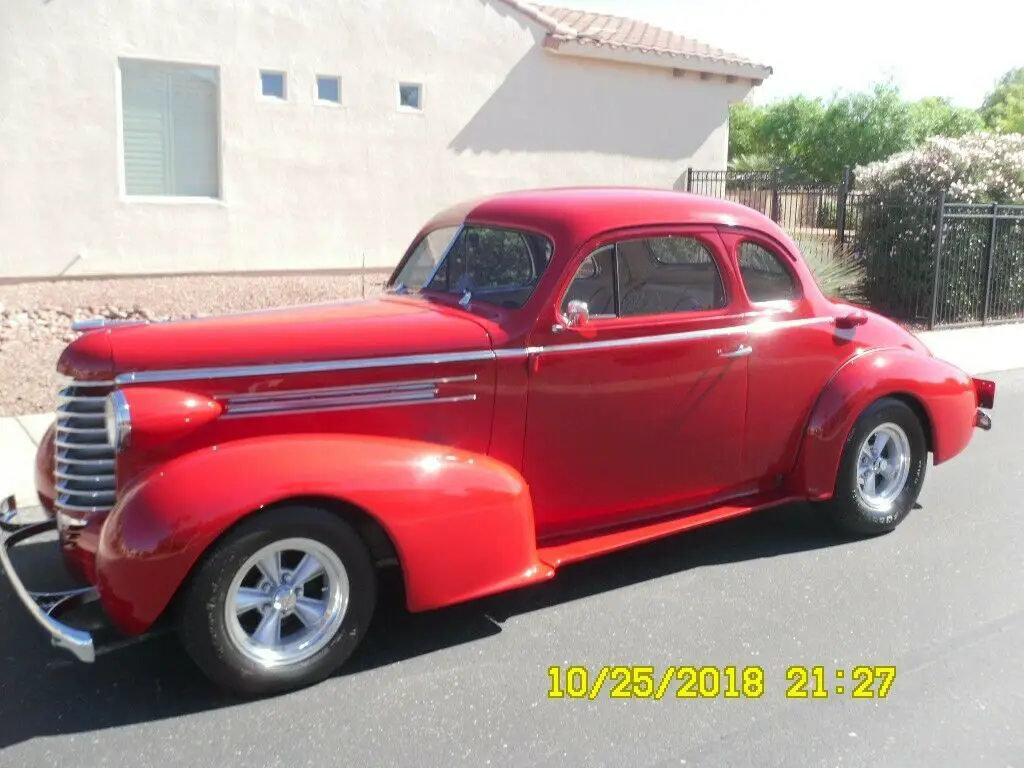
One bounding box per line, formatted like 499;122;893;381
787;665;896;698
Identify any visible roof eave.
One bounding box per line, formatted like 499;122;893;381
543;36;773;84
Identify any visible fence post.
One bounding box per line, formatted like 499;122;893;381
981;202;998;324
685;167;693;192
769;168;781;222
929;190;947;330
836;165;851;243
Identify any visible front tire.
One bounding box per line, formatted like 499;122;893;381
815;397;928;537
177;505;377;697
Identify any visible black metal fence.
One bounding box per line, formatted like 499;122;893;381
933;200;1024;327
685;166;857;242
682;167;1024;329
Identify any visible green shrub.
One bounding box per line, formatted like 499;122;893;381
793;235;866;303
852;132;1024;323
816;199;838;228
727;153;777;173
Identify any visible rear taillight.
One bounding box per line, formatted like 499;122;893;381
973;378;995;410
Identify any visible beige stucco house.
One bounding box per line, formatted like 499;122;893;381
0;0;771;280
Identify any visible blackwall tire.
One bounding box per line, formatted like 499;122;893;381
815;397;928;537
177;505;377;697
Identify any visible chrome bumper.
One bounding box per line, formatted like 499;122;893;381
0;494;97;663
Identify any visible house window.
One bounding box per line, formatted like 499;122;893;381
316;75;341;104
119;58;220;198
737;241;800;303
260;71;287;100
398;82;423;111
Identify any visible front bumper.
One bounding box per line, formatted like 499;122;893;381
0;494;97;662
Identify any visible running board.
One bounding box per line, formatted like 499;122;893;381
537;491;799;570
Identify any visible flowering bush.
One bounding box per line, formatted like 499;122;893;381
855;132;1024;203
852;133;1024;324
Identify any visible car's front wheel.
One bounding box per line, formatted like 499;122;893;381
177;505;377;697
816;397;928;537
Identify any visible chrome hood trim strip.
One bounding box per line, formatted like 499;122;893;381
115;349;497;385
112;316;837;386
220;375;479;418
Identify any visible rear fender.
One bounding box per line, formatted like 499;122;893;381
790;347;975;500
95;435;550;635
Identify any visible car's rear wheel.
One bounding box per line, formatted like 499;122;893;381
816;397;927;536
177;505;376;697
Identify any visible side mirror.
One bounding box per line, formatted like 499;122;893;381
836;310;868;329
564;300;590;328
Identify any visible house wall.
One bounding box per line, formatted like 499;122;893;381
0;0;754;280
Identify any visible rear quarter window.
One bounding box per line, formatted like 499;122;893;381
737;241;800;303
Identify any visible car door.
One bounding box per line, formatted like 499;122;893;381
521;226;753;541
716;228;853;484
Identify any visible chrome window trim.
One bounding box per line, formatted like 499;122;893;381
112;316;836;385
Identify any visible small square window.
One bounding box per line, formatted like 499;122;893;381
316;75;341;104
260;71;286;100
398;82;423;111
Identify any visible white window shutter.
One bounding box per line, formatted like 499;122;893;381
121;62;172;196
119;60;220;197
169;68;220;197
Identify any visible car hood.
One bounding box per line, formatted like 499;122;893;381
56;296;495;380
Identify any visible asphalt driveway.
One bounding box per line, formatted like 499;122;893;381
2;369;1023;767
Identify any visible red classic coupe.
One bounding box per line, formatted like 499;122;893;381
1;187;995;695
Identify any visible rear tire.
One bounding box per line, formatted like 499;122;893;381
815;397;927;537
177;505;376;697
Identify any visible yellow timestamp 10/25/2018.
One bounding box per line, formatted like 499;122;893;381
545;665;897;700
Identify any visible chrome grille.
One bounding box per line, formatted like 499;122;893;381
54;379;116;515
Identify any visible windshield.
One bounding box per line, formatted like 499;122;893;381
389;224;554;309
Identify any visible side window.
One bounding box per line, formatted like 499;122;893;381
442;228;535;289
647;236;714;265
617;236;726;317
413;225;553;309
561;246;615;317
737;241;799;303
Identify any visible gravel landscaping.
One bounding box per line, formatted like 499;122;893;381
0;271;389;416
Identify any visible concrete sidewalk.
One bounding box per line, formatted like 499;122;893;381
1;413;52;506
915;323;1024;378
3;323;1023;505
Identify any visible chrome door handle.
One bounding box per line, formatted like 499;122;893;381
719;344;752;359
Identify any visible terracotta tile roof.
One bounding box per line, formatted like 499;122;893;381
499;1;771;75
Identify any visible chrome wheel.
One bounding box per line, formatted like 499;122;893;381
855;422;912;513
224;537;350;668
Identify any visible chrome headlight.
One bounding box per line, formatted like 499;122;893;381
104;390;132;452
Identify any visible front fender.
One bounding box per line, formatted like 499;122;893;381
791;347;976;500
95;435;551;635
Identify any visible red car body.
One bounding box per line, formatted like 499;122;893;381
2;187;994;688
